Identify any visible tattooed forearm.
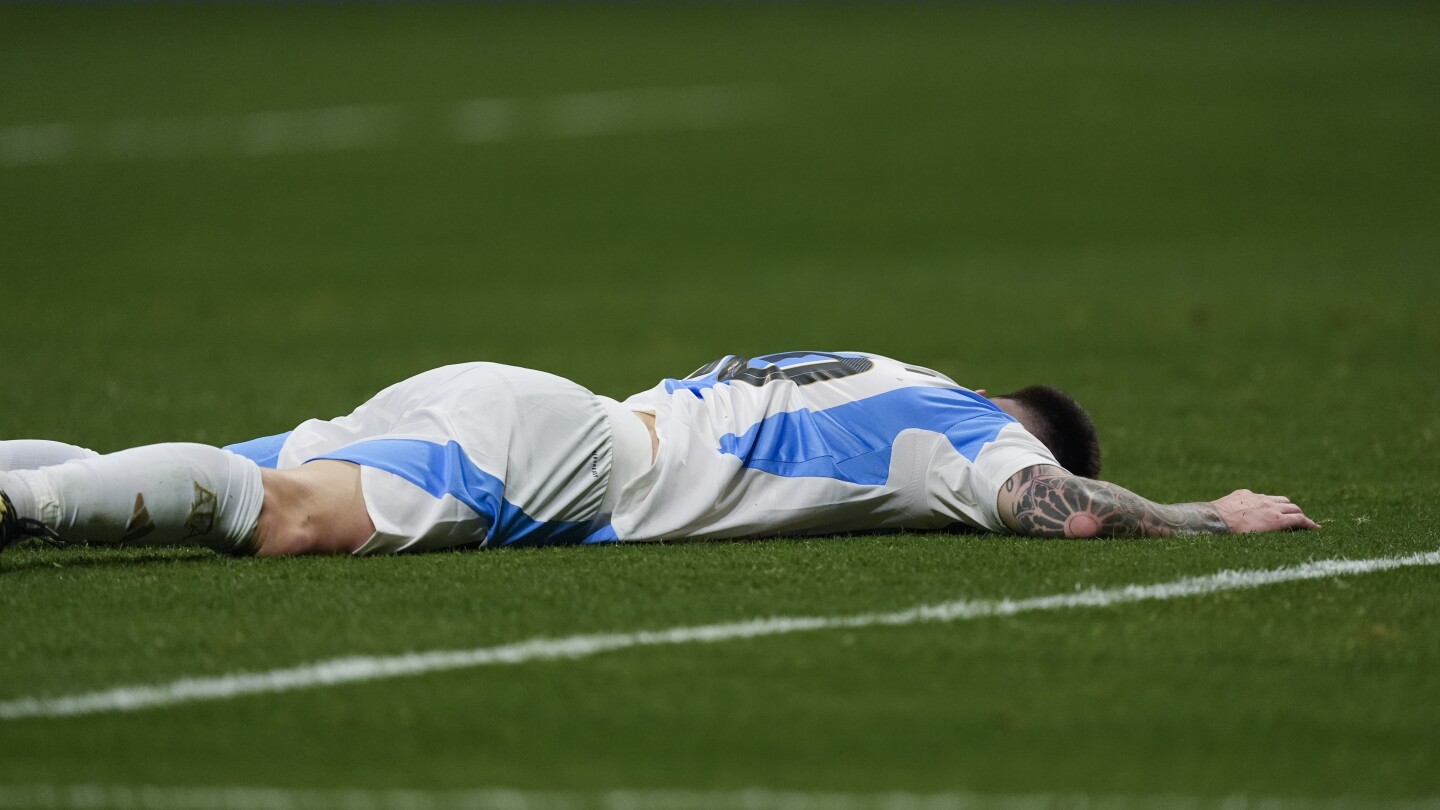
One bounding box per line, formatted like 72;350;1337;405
1002;465;1229;538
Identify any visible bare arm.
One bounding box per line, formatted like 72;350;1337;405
997;465;1320;538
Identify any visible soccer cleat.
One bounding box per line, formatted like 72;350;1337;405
0;488;62;552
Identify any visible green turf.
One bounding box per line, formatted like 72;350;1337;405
1;2;1438;803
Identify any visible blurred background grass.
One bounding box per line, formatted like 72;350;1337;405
4;4;1435;451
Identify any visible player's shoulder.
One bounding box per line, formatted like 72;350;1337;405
841;351;963;388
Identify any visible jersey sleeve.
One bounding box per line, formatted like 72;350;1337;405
933;423;1059;533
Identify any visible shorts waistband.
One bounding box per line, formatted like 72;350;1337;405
598;396;651;514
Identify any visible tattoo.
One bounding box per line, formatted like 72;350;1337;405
1005;466;1228;538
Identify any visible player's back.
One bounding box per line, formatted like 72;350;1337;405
612;351;1056;541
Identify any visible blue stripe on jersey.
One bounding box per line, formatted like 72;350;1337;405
223;431;293;469
311;438;616;547
716;387;1014;486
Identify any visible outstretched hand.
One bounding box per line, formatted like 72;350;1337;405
1212;489;1321;533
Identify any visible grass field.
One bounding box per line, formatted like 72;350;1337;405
2;3;1438;807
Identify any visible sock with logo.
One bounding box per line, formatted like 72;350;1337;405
3;443;264;555
0;440;101;472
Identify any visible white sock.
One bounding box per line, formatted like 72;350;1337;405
0;440;100;471
5;443;265;555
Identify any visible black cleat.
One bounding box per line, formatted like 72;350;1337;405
0;488;62;552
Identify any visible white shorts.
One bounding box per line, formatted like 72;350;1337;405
225;363;651;554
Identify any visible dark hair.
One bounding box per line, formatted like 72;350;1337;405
998;385;1102;478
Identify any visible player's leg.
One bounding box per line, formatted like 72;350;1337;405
251;461;374;556
0;440;100;471
0;443;263;554
0;448;378;556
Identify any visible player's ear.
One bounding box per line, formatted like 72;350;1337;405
975;389;988;397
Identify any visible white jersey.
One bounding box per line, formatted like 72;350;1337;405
611;351;1058;541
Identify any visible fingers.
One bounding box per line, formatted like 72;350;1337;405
1240;499;1320;532
1220;490;1320;533
1272;496;1318;530
1273;503;1319;531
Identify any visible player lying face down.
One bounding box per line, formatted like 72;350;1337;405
0;352;1318;557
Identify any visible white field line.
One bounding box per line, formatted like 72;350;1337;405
2;550;1436;721
0;84;773;166
0;785;1436;810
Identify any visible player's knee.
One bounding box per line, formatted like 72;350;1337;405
254;466;372;556
254;472;318;555
254;513;318;556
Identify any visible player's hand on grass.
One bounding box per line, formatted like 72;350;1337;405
1211;490;1321;533
999;466;1321;538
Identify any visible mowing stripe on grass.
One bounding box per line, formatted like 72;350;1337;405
0;84;773;165
1;785;1436;810
2;550;1436;720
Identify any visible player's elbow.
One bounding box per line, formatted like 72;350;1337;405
1061;513;1105;539
1001;513;1106;540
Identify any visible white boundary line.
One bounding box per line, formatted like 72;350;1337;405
3;550;1436;721
0;84;774;166
0;785;1436;810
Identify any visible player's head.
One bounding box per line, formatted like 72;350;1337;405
991;385;1102;478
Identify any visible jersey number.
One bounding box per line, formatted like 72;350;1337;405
687;352;874;387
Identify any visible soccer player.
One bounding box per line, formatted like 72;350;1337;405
0;352;1318;556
